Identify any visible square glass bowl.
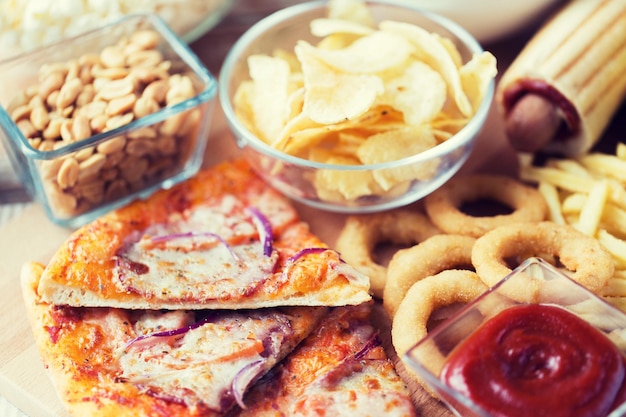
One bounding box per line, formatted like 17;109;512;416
219;1;494;214
404;257;626;417
0;13;217;227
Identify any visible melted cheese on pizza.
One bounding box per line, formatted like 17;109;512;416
117;310;292;412
231;304;417;417
115;194;283;301
290;361;417;417
37;159;371;309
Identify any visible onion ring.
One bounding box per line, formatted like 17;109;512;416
423;174;548;238
392;270;487;372
472;221;615;297
335;209;440;298
383;234;476;318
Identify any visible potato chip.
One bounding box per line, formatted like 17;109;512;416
310;17;374;38
273;111;322;150
313;155;381;201
327;0;375;27
315;33;361;51
332;132;364;156
460;51;498;112
377;61;447;125
380;20;473;118
248;54;291;142
295;41;384;124
232;80;255;132
272;48;301;73
357;126;440;189
284;86;305;122
304;30;414;74
437;34;463;68
280;106;394;154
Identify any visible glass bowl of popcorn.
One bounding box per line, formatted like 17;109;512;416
0;13;217;227
0;0;234;62
219;0;496;213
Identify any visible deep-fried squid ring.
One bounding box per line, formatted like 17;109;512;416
335;209;440;298
424;174;548;238
391;270;487;369
383;234;476;318
472;221;615;296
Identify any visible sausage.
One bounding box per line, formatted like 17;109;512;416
504;94;562;153
497;0;626;157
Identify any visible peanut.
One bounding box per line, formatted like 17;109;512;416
56;78;83;109
106;93;136;116
126;137;155;157
17;119;38;138
77;153;106;181
38;71;65;99
142;79;168;103
60;119;74;142
75;84;95;107
130;30;160;50
71;114;92;142
42;117;63;140
97;77;135;101
105;178;128;200
127;50;163;68
7;29;203;219
133;96;160;118
57;157;79;189
96;135;126;155
100;45;126;68
10;104;31;122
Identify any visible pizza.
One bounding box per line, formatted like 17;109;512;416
227;302;418;417
37;158;371;310
21;158;416;416
22;261;330;417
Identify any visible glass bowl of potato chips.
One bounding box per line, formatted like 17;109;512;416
219;0;496;213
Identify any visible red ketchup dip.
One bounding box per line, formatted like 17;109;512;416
440;304;626;417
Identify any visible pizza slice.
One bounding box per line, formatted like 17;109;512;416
227;303;418;417
22;261;329;417
37;158;370;310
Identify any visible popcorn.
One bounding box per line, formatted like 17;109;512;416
0;0;230;61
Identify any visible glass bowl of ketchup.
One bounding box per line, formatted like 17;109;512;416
404;257;626;417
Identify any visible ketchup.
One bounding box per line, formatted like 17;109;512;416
440;304;626;417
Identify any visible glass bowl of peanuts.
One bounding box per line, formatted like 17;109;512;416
220;0;496;213
0;13;217;227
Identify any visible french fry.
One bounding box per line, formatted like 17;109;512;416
597;229;626;269
601;205;626;237
617;142;626;160
538;181;565;224
575;180;609;236
521;144;626;306
520;165;596;194
578;153;626;183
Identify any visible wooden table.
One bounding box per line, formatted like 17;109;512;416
1;1;624;416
